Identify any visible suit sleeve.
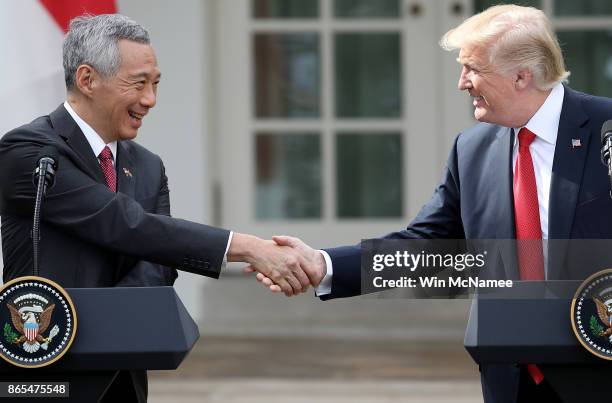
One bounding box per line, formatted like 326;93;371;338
321;135;465;300
115;159;180;286
0;129;230;279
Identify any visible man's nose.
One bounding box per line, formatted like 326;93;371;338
141;85;156;108
458;68;470;91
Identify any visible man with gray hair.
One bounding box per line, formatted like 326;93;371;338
0;13;316;402
250;5;612;402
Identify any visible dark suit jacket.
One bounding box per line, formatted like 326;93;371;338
321;86;612;403
0;104;231;402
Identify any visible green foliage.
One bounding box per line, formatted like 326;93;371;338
590;315;605;337
3;323;18;344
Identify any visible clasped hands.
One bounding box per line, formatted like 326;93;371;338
229;233;325;296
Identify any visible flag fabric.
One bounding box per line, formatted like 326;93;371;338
0;0;116;136
40;0;117;33
0;0;116;274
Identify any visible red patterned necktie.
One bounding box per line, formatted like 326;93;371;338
513;128;544;281
513;127;545;385
98;146;116;192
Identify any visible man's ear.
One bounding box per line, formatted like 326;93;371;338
74;64;97;98
515;68;533;91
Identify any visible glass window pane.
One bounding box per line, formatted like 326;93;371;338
557;30;612;97
253;0;319;18
256;133;322;219
254;33;320;118
474;0;541;13
335;33;401;118
334;0;400;18
555;0;612;16
336;133;402;218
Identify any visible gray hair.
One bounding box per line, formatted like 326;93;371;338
63;14;150;91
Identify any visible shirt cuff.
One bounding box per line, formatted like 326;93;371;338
315;250;333;296
221;231;234;272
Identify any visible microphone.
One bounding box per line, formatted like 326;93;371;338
31;145;59;276
33;145;59;193
601;120;612;199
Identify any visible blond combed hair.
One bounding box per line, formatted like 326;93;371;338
440;4;569;90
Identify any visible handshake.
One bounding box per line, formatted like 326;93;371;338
227;233;327;296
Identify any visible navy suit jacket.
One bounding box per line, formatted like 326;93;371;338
0;104;230;286
0;104;230;402
322;86;612;402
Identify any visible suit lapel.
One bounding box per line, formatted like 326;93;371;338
547;87;590;279
494;126;520;280
116;141;136;199
49;105;106;184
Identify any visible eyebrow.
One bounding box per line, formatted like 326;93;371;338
456;57;482;71
129;72;162;81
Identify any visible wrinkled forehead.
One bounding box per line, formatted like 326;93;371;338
458;44;490;67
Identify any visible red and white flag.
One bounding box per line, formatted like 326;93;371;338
0;0;116;136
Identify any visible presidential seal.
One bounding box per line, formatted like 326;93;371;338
571;269;612;360
0;276;77;368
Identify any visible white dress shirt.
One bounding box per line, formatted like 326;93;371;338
511;83;564;241
63;101;233;268
316;83;565;295
64;101;117;164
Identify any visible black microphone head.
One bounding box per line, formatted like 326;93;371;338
36;145;59;170
601;120;612;144
33;145;59;189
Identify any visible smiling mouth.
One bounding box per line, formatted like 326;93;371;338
128;111;144;120
472;95;484;106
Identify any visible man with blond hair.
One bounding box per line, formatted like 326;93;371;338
251;4;612;402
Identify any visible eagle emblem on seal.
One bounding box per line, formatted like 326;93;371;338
5;293;60;354
0;277;76;368
592;298;612;342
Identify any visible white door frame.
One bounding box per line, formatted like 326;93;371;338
214;0;472;248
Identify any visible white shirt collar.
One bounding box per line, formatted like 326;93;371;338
513;82;564;145
63;101;117;164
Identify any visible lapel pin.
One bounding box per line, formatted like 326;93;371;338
571;139;581;149
123;167;133;178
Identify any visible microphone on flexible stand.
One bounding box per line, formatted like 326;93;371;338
600;120;612;199
31;145;59;276
0;145;77;370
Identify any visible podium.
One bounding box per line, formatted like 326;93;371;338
0;287;199;402
465;281;612;401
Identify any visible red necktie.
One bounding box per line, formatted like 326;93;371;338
513;128;545;385
513;128;544;281
98;146;116;192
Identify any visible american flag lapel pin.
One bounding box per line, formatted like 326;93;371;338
571;138;581;149
123;167;133;178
